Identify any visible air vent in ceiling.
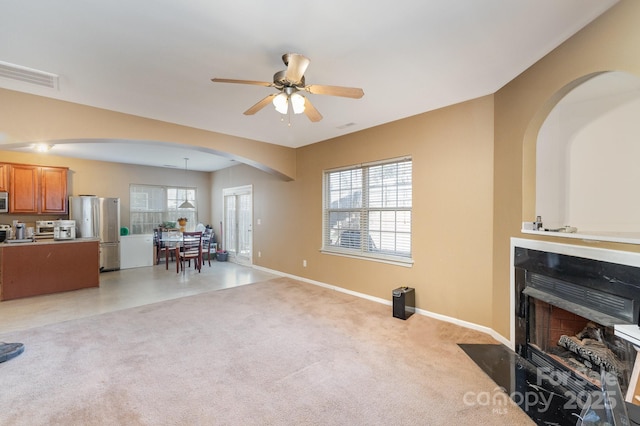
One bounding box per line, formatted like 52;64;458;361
337;122;357;130
0;60;59;89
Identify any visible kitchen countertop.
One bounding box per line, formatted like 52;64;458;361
0;237;100;247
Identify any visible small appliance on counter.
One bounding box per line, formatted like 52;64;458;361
53;220;76;241
15;223;25;240
0;224;10;242
35;220;55;240
1;222;32;243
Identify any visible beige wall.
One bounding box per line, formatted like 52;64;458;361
0;151;211;231
210;163;299;258
2;0;639;341
492;0;640;337
214;0;640;339
214;96;497;327
0;88;297;180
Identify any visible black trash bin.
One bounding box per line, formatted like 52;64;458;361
392;287;415;320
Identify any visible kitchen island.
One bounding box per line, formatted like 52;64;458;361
0;238;100;301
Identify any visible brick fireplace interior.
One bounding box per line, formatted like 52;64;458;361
529;299;635;393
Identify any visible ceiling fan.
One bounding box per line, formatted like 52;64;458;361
211;53;364;122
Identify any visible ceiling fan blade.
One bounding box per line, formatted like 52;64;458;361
304;84;364;99
212;78;274;87
303;97;323;122
284;53;310;85
244;94;277;115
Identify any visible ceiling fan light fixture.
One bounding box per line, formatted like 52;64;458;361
273;93;288;114
290;93;306;114
212;53;363;122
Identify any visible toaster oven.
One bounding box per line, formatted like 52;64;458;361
35;220;55;239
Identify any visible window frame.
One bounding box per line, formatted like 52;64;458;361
129;184;198;234
321;157;414;267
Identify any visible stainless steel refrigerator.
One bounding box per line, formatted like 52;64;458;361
70;196;121;271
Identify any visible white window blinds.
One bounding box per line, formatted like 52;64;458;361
323;157;412;263
130;184;197;234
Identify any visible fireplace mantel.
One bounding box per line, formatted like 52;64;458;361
521;229;640;245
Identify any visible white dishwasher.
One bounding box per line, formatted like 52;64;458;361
120;234;154;269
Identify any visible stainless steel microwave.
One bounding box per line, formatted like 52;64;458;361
0;192;8;213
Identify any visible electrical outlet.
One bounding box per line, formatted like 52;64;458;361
258;251;261;258
303;260;307;267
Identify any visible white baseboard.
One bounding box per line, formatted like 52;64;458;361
252;265;511;348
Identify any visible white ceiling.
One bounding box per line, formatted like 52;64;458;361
0;0;618;172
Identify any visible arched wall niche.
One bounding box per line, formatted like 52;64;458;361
523;70;640;243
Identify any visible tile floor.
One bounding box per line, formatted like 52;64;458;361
0;261;278;334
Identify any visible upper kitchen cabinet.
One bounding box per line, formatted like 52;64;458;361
40;167;68;213
9;165;68;214
10;165;38;213
0;163;8;192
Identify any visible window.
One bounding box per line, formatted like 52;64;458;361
130;184;197;234
322;157;412;264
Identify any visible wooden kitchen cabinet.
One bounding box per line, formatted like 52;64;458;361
9;164;39;213
0;163;8;192
9;164;68;214
40;166;68;213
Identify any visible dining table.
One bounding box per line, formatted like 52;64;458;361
158;231;205;273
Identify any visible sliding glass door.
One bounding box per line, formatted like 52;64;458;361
223;185;253;265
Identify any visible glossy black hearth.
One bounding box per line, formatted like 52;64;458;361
460;344;640;426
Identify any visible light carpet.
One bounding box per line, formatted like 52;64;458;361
0;277;533;425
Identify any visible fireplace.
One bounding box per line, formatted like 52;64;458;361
458;239;640;424
513;240;640;413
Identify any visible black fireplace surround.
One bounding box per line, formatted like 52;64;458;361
514;246;639;423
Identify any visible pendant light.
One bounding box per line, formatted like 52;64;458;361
179;157;195;209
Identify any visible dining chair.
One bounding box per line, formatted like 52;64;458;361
178;231;203;273
154;228;174;266
201;230;215;267
161;229;181;270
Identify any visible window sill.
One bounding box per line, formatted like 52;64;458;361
320;248;414;267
